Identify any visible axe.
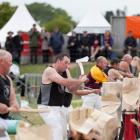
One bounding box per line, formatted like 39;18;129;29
76;56;89;75
76;56;89;89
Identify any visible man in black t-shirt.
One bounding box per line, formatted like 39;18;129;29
37;53;99;107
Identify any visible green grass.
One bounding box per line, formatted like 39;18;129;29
70;62;93;77
20;64;47;74
20;62;93;76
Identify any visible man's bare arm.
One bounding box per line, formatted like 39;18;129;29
47;68;87;91
74;89;101;96
8;76;20;112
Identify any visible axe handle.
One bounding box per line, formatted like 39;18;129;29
8;107;50;113
77;62;85;75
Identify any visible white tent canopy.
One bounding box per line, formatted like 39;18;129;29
0;4;41;46
74;10;111;34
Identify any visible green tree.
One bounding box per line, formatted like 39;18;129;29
27;3;76;33
0;2;76;33
27;3;54;24
45;18;72;33
0;2;16;28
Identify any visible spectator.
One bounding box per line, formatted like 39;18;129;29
67;32;79;62
5;31;15;56
29;24;40;64
40;28;51;63
49;27;64;62
13;31;23;64
100;31;114;59
90;34;101;61
79;31;90;58
124;31;137;57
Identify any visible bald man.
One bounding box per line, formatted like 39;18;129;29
0;49;19;119
82;56;108;109
119;60;134;78
122;54;133;72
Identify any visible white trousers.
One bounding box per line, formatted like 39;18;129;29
38;105;69;140
0;118;11;140
82;93;101;109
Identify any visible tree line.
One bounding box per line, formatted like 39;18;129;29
0;2;76;33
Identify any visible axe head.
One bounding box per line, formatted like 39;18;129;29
76;56;89;63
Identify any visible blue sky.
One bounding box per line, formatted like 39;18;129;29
1;0;140;21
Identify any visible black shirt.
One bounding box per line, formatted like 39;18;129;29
0;75;10;119
37;68;72;107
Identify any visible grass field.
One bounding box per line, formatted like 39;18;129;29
20;62;93;76
20;64;46;74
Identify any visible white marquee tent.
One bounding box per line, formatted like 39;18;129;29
74;10;111;34
0;4;41;46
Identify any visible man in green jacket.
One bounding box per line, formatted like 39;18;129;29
29;24;40;64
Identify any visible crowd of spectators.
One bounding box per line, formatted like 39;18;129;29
3;24;139;64
67;30;115;62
